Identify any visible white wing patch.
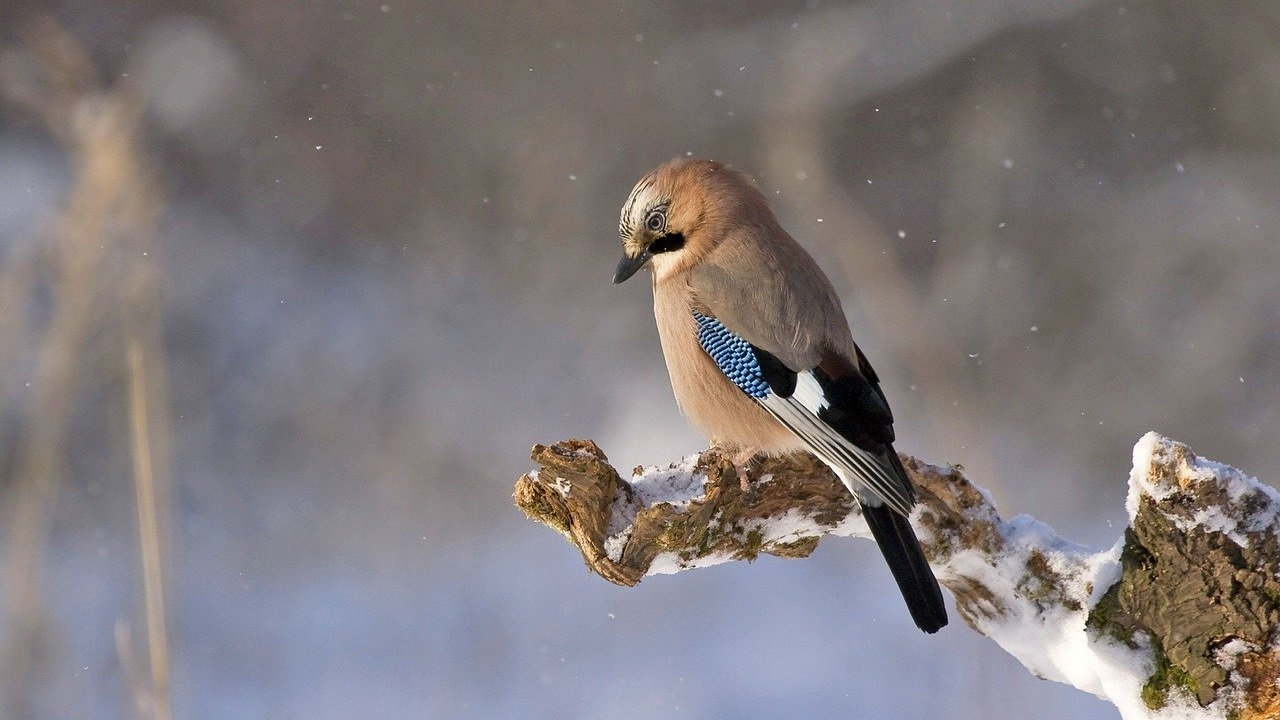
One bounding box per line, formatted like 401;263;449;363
689;312;914;518
791;372;829;414
759;370;914;517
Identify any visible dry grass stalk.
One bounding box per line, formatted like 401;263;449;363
126;341;172;720
0;18;173;719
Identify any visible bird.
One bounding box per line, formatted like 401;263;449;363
611;157;947;634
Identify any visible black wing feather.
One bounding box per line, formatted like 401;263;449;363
812;346;894;449
700;323;948;633
750;343;797;398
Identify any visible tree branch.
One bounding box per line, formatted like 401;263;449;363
513;433;1280;719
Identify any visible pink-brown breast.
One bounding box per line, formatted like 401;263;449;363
652;276;800;454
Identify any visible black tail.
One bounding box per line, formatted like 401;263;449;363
861;500;948;633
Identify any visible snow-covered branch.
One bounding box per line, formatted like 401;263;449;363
513;433;1280;719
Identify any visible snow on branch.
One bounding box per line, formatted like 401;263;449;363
513;433;1280;720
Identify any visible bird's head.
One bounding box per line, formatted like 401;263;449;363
612;158;764;284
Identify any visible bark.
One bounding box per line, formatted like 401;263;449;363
513;434;1280;719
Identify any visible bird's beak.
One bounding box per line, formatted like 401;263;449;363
612;248;652;284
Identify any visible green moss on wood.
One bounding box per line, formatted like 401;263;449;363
1142;639;1199;711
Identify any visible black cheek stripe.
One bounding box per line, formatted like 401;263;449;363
649;232;686;254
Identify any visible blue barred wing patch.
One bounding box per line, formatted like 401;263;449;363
692;311;771;399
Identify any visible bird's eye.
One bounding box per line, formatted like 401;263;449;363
645;211;665;232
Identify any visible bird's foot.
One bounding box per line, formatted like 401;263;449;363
728;447;761;492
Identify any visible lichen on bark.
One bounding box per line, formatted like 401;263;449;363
514;434;1280;719
1086;441;1280;712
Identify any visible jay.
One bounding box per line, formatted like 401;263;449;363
612;158;947;634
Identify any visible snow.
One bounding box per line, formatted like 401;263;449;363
604;455;708;563
647;548;735;576
597;434;1273;719
628;455;707;508
939;434;1275;719
742;508;844;547
1128;431;1280;548
938;521;1166;718
1213;638;1257;672
601;528;631;563
550;476;572;497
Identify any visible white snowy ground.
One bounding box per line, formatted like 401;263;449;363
603;433;1279;720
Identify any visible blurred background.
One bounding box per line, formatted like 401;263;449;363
0;0;1277;718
